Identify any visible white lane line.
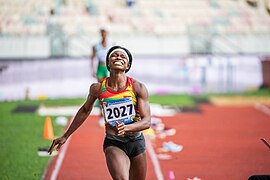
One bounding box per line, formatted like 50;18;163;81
145;135;164;180
254;103;270;116
50;118;73;180
50;138;71;180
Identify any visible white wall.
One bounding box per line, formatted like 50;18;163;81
0;56;263;101
0;34;270;59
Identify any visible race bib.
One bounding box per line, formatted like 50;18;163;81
103;97;136;126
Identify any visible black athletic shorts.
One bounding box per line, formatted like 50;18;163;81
103;134;146;157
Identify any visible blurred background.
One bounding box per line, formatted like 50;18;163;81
1;0;270;179
1;0;270;101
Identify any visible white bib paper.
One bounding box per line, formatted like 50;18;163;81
103;97;136;126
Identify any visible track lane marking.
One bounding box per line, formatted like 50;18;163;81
254;103;270;117
50;138;71;180
145;135;164;180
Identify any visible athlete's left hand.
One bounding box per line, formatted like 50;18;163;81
115;121;125;136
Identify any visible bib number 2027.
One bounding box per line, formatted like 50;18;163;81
104;98;135;126
106;104;133;120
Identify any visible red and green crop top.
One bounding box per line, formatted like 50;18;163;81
98;77;141;126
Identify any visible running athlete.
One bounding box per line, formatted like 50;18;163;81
90;28;114;126
49;45;151;180
91;28;113;82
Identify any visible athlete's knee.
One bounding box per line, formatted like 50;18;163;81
111;174;129;180
129;169;146;180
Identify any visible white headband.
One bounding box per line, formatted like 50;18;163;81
108;48;129;62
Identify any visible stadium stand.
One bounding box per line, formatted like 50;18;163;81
0;0;269;99
0;0;270;57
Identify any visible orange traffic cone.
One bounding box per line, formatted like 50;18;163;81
44;116;54;140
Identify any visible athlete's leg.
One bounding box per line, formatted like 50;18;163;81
104;146;130;180
96;72;106;126
97;66;108;126
97;77;104;83
129;152;147;180
96;64;108;83
93;92;104;127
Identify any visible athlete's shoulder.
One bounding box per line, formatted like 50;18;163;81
93;42;102;50
131;77;143;86
89;82;102;97
131;78;148;95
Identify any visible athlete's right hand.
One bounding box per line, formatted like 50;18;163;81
115;121;126;136
48;136;67;155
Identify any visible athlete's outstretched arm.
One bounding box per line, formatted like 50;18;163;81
62;83;99;138
48;83;100;154
117;80;151;135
